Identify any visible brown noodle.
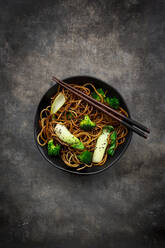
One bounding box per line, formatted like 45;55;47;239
37;83;128;170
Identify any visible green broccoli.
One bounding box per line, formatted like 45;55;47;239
78;150;93;164
91;92;100;101
107;131;117;156
107;148;115;156
48;139;61;156
110;130;117;143
91;88;105;101
80;115;96;131
105;97;120;109
97;88;106;97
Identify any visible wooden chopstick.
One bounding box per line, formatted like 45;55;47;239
53;76;150;134
52;76;148;139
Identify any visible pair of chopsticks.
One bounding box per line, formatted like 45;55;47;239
52;76;150;139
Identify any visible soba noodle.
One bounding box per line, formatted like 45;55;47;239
37;83;128;170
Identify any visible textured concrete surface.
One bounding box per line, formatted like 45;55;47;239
0;0;165;247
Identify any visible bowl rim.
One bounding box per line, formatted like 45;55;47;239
34;75;133;175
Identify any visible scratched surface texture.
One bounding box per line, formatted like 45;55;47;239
0;0;165;247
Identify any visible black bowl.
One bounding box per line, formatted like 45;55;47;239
34;76;132;175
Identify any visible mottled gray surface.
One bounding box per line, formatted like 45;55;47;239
0;0;165;247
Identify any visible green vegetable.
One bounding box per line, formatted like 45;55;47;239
48;139;61;156
107;131;117;156
110;131;117;143
92;125;114;163
104;97;110;104
78;150;93;164
97;88;106;97
105;97;119;109
91;88;105;101
80;115;96;131
107;148;115;156
91;92;100;101
72;142;85;150
102;125;114;133
55;124;85;150
66;112;73;120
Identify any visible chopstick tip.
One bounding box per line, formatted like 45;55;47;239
147;128;150;134
144;133;148;139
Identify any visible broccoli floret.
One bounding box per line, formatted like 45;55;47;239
107;148;115;156
80;115;96;131
97;88;106;97
48;139;61;156
105;97;120;109
91;92;100;101
110;131;117;143
107;131;117;156
104;97;109;103
78;150;93;164
91;88;105;101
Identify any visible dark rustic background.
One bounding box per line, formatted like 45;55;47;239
0;0;165;247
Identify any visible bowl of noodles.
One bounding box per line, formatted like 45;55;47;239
34;76;132;175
